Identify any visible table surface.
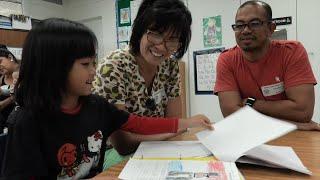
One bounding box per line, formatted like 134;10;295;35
96;128;320;180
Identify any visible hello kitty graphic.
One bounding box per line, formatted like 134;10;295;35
57;130;104;179
57;143;78;178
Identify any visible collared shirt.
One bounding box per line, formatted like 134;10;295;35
93;49;180;117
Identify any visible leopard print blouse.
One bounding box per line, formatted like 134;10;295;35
93;49;180;117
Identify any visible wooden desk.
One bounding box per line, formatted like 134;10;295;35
96;128;320;180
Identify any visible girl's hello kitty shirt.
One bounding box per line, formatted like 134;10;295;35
2;95;178;179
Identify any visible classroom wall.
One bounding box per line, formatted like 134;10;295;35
186;0;240;122
23;0;66;19
22;0;116;59
64;0;117;59
296;0;320;122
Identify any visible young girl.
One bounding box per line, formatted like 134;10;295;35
1;18;212;179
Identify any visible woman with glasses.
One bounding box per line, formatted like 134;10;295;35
93;0;192;169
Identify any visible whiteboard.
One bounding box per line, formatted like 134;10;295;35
193;48;224;94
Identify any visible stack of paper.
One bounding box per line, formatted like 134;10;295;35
196;106;311;174
237;144;311;174
132;141;212;159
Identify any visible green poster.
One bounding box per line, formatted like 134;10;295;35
117;0;131;27
203;15;222;47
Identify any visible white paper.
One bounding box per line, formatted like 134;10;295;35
130;0;142;24
118;26;129;42
7;47;22;60
119;159;241;180
0;1;22;17
196;106;297;162
133;141;212;159
11;17;31;30
240;144;311;175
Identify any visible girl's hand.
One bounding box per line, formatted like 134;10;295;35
179;114;214;130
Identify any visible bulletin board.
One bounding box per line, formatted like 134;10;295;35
115;0;143;49
115;0;131;49
193;47;224;95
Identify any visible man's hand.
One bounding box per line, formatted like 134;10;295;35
292;121;320;131
242;98;248;107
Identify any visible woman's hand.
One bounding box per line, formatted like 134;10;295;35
179;114;214;130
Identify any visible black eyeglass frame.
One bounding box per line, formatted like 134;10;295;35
146;30;181;52
231;19;271;32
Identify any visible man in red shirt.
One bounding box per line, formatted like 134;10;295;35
214;0;319;129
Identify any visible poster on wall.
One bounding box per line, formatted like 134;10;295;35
118;26;130;42
120;7;130;25
203;15;222;48
130;0;142;25
193;47;224;95
119;42;128;50
116;0;131;48
0;0;22;17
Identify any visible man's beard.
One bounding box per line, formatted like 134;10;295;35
242;45;258;52
240;39;269;52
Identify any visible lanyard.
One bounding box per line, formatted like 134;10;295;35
244;63;267;100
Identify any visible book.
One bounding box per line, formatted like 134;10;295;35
237;144;311;174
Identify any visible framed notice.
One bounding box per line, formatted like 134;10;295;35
193;47;224;95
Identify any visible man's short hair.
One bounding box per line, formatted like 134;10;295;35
238;0;272;21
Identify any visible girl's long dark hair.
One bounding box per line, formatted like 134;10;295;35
15;18;97;115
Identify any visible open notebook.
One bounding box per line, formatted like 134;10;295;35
123;141;244;180
119;158;243;180
196;106;311;175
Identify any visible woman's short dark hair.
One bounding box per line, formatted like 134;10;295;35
129;0;192;59
0;44;18;63
15;18;97;114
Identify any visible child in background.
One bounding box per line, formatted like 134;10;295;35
0;45;19;131
1;18;213;179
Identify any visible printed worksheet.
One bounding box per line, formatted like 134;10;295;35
119;159;242;180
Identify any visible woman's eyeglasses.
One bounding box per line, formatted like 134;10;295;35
146;30;181;52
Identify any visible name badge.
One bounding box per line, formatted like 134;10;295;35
152;88;165;104
261;82;284;97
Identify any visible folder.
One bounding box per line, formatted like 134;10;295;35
132;141;212;160
119;141;244;180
